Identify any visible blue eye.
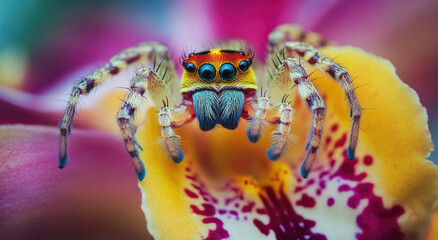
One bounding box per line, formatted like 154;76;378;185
219;63;237;81
239;60;250;71
198;64;216;81
185;62;196;73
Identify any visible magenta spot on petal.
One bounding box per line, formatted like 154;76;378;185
190;203;215;216
363;155;373;166
356;183;373;197
334;133;347;148
330;160;335;167
331;124;339;132
230;210;239;220
328;151;334;158
186;174;198;181
327;198;335;207
256;208;267;214
218;209;227;215
242;201;255;213
296;194;316;208
294;179;315;193
330;151;366;181
234;203;239;208
203;217;230;240
325;136;332;144
354;183;405;239
319;171;330;179
326;138;405;239
347;196;360;209
316;189;321;195
184;188;198;199
319;181;326;190
253;187;327;239
338;184;350;192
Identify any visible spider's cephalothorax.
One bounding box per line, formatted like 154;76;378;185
180;49;257;131
58;24;362;181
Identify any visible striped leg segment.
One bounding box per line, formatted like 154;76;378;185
59;42;174;169
285;42;361;160
117;66;191;181
270;59;326;178
268;24;330;49
266;24;330;77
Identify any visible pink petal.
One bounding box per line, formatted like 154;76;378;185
0;125;150;239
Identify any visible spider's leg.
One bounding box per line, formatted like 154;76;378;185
266;24;330;77
117;67;193;181
264;59;326;178
59;42;174;169
284;42;361;160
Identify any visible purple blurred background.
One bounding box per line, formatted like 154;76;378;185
1;0;437;239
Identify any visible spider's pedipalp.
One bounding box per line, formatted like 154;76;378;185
266;103;295;161
246;97;270;143
284;42;361;160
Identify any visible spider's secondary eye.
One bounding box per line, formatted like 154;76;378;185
239;60;250;72
219;63;237;81
185;62;196;73
246;58;252;65
189;53;194;57
183;60;187;66
198;64;216;81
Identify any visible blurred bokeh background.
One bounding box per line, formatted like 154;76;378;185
1;0;437;239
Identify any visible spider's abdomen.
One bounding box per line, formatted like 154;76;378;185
192;90;244;131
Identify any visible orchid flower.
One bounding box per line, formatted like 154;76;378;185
1;0;438;240
135;46;438;239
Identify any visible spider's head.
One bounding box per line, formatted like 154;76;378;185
180;49;257;94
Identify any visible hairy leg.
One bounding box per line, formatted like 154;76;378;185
284;42;361;160
59;42;175;170
266;24;330;77
117;67;193;180
254;57;326;178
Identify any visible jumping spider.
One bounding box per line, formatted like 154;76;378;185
59;24;362;181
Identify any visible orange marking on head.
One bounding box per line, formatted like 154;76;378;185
185;49;251;67
180;49;257;93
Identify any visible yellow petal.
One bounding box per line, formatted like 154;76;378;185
138;46;438;239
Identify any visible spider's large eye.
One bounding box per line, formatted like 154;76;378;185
219;63;237;81
185;62;196;73
198;64;216;81
239;60;250;72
